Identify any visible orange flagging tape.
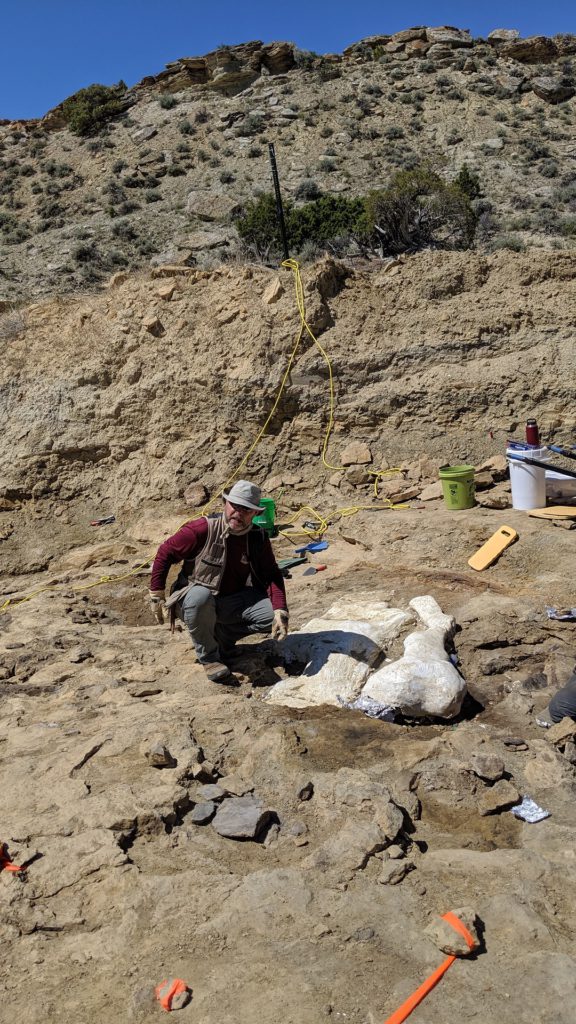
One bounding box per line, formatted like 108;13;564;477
382;913;475;1024
0;843;24;873
155;978;189;1012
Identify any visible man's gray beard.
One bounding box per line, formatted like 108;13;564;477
223;512;253;536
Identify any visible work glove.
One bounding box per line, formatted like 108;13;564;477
149;590;168;625
271;609;289;641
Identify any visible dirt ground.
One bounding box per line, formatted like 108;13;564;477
1;250;575;1021
1;495;576;1024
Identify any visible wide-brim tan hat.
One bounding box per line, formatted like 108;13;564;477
222;479;264;511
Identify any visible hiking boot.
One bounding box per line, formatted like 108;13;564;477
202;661;233;684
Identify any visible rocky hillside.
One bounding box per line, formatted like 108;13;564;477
1;26;575;301
1;249;575;530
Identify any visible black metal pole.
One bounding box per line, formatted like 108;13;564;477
268;143;290;261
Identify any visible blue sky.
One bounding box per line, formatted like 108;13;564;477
2;1;574;119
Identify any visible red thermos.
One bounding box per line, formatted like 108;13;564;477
525;419;540;446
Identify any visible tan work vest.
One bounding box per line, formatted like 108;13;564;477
166;514;264;607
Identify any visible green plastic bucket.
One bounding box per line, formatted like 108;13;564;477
253;497;276;534
438;464;476;510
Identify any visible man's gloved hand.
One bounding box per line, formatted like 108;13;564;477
271;609;289;641
149;590;168;625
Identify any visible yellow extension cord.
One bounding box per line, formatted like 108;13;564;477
0;260;406;614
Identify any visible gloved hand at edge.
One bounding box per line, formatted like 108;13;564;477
149;590;168;625
271;609;289;641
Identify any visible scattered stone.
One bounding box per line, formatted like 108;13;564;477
142;741;176;768
192;761;218;783
156;284;175;301
128;685;163;698
340;441;372;466
69;647;92;664
469;751;505;782
191;800;216;825
197;784;225;802
262;277;284;304
386;844;405;860
424;907;481;955
419;481;443;501
502;736;529;751
211;796;272;840
303;821;386;874
475;485;510;509
350;926;376;942
379;860;412;885
298;781;314;801
142;316;164;337
155;978;191;1011
183;482;208;507
107;271;128;289
345;466;371;486
478;779;520;816
476;454;508;481
131;126;157;143
546;717;576;747
218;774;253;796
313;923;332;938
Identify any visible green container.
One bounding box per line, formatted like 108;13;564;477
253;497;276;534
438;464;476;510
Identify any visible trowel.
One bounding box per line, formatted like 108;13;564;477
302;564;327;576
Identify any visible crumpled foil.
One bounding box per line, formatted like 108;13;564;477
337;694;396;721
510;796;550;823
545;606;576;621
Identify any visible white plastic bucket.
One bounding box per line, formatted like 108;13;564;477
507;447;550;510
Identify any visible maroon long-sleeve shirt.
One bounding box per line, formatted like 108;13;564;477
150;517;287;611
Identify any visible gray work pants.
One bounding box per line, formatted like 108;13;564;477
176;585;274;664
549;672;576;723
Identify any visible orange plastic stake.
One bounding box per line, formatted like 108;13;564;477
155;978;189;1012
0;842;23;873
382;912;475;1024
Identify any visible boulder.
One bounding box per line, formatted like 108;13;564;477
425;26;473;48
488;29;520;44
211;796;272;840
501;37;558;63
186;190;241;222
303;821;386;874
391;28;427;44
340;441;372;465
424;907;481;955
131;126;157;144
531;76;575;104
